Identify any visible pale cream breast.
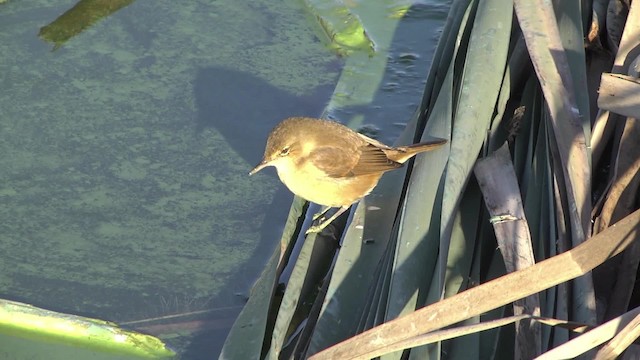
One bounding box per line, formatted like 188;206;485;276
275;159;381;207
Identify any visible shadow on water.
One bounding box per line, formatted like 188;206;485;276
194;66;336;165
178;67;336;358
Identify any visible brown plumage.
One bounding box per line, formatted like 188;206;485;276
250;117;447;233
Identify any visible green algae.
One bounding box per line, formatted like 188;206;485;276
0;0;339;334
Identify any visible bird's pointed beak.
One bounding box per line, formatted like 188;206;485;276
249;160;270;175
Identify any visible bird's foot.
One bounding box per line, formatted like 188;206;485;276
305;224;325;234
306;206;349;235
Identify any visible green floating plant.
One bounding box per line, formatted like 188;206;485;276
0;299;175;359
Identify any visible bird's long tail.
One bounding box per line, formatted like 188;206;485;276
388;138;448;163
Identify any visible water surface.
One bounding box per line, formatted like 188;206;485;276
0;0;339;357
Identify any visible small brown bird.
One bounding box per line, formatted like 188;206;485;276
250;117;447;233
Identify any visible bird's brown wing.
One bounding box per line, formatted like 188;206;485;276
309;143;401;178
350;133;402;175
349;144;402;176
308;146;360;178
357;133;394;149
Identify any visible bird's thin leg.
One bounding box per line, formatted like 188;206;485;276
306;206;350;234
312;206;332;221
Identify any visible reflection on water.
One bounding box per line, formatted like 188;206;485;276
0;0;339;358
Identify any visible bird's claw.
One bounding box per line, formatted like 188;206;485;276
305;225;322;234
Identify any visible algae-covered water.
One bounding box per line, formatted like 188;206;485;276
0;0;339;356
0;0;451;357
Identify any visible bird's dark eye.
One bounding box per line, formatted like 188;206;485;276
279;146;290;156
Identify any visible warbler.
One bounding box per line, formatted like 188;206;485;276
250;117;447;233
